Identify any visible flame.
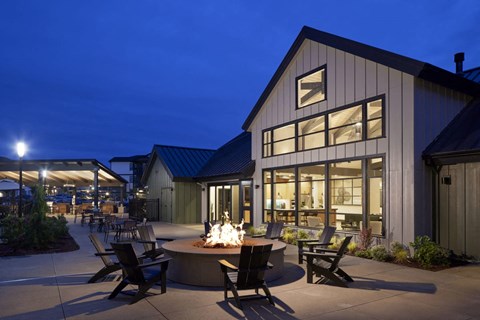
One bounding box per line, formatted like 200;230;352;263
204;212;245;248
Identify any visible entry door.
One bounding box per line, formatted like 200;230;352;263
240;180;253;227
161;187;173;223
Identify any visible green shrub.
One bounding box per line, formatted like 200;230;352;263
390;241;410;263
358;227;373;250
347;241;358;254
410;236;450;268
282;227;296;245
328;236;343;250
0;215;26;249
370;245;391;261
355;249;371;259
297;229;310;241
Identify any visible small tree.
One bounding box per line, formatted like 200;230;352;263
358;227;373;250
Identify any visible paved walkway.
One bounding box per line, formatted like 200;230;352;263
1;217;479;319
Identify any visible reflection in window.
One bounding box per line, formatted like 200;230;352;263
298;116;325;151
328;105;363;145
298;165;326;227
297;67;326;108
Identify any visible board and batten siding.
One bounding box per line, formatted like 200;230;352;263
248;38;471;246
146;157;174;201
173;181;202;224
413;79;472;239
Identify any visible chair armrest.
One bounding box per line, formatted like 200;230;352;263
313;247;339;253
156;237;175;242
139;256;172;268
95;252;115;256
306;241;333;249
301;251;340;259
218;259;238;271
138;240;156;245
105;248;114;251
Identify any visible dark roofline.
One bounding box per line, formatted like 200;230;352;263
242;26;480;130
109;154;149;162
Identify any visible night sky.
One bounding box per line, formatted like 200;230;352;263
1;1;479;165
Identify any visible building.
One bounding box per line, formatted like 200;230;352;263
142;145;215;223
240;26;480;258
109;154;149;199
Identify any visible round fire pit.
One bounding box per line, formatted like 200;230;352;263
162;238;286;287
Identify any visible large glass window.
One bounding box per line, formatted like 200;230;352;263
263;157;384;235
329;160;363;231
328;105;363;145
262;95;384;158
297;67;326;108
298;116;325;151
367;158;383;235
298;165;326;227
367;99;383;139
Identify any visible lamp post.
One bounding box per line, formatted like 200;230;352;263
17;142;26;217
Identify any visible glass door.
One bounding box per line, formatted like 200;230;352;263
240;180;253;227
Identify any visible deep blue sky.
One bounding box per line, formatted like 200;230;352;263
1;1;479;165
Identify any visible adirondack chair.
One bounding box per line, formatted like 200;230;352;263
109;242;172;304
302;236;354;287
251;222;284;240
297;226;336;264
87;233;122;283
137;225;173;260
218;244;274;310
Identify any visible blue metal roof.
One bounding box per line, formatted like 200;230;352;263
196;132;254;180
462;66;480;83
423;98;480;165
153;145;215;180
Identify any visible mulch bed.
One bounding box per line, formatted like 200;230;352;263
0;234;79;257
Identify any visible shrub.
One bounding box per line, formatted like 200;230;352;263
390;241;410;263
355;249;371;259
328;236;343;250
347;241;358;254
358;227;373;250
410;235;450;268
370;245;391;261
297;229;310;241
0;215;26;249
282;227;296;245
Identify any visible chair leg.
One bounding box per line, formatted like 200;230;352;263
262;284;275;306
306;263;314;283
230;286;243;310
336;268;354;282
109;281;128;299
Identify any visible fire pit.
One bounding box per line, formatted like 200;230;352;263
162;237;286;287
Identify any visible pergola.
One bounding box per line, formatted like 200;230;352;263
0;159;127;209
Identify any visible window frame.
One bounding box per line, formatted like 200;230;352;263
296;65;327;109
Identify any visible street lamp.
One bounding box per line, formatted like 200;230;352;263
17;142;26;217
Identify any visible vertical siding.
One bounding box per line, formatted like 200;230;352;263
146;158;174;200
247;38;471;251
174;182;202;224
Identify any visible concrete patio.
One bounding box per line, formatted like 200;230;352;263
1;217;479;320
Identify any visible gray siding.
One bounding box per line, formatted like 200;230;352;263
248;38;472;247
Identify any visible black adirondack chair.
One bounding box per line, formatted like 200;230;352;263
251;222;284;240
87;233;122;283
297;226;336;264
137;225;174;260
218;244;274;310
302;236;354;287
109;242;171;304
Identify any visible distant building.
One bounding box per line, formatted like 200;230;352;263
109;154;149;199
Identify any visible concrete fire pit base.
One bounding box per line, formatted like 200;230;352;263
162;238;287;287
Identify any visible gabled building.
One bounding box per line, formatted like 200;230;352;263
240;26;480;257
141;145;215;223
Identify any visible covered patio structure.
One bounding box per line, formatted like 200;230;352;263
0;159;127;213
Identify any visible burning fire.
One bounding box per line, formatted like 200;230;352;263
204;212;245;248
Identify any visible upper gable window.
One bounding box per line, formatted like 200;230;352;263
296;66;326;109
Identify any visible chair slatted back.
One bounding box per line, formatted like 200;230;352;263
318;226;336;244
236;244;272;289
137;225;159;251
88;233;113;266
264;222;283;239
110;242;145;284
330;236;353;270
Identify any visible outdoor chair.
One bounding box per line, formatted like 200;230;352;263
103;214;117;242
109;242;172;304
137;225;174;260
87;233;122;283
302;236;354;287
251;221;284;240
218;244;274;310
297;225;336;264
